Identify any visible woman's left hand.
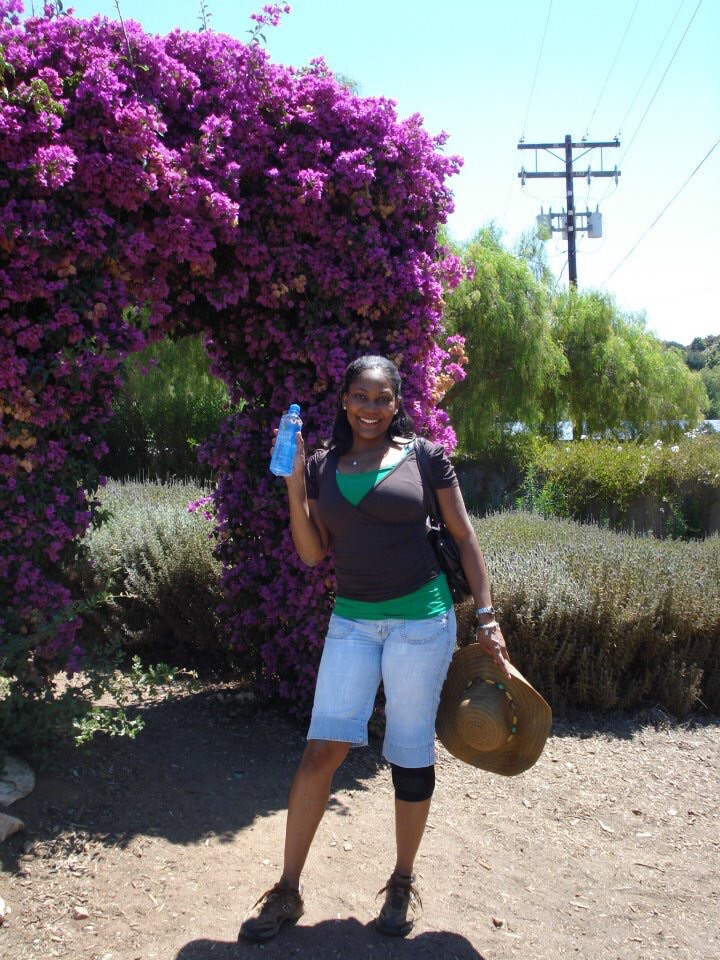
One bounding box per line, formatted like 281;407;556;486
474;624;512;680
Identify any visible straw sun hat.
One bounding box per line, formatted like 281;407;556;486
436;647;552;776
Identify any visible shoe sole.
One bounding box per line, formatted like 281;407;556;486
375;918;414;937
239;912;303;942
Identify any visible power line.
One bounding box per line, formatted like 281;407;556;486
505;0;554;220
520;0;553;142
602;134;720;285
620;0;702;166
615;0;687;139
576;233;607;258
584;0;640;140
598;0;701;206
551;259;568;295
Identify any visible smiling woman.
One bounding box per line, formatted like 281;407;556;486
338;357;408;468
343;375;398;461
239;355;510;941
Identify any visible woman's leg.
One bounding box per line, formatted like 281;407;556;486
239;738;350;941
393;796;432;877
240;615;383;941
378;606;453;942
279;738;350;889
379;609;455;908
375;793;432;937
280;615;382;886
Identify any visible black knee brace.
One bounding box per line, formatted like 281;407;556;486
390;763;436;803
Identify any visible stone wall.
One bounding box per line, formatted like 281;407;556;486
454;458;523;515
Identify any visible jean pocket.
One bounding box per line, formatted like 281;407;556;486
325;615;356;641
400;612;450;645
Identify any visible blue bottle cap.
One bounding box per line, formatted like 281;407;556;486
288;404;301;415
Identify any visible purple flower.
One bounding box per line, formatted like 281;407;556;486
32;145;78;189
1;4;463;713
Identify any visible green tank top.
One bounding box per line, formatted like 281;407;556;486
334;465;453;620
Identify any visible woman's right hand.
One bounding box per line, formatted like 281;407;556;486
270;428;306;484
276;431;328;565
474;623;512;680
287;432;306;482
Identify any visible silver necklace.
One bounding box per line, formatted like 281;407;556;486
351;444;388;467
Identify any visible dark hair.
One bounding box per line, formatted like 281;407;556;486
330;355;415;454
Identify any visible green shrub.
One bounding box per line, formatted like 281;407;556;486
0;649;181;768
67;483;719;727
700;365;720;418
453;432;548;513
100;335;237;480
458;511;720;715
78;479;226;665
2;474;209;765
515;464;569;519
518;433;720;535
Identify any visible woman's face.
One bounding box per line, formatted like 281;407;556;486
343;368;399;443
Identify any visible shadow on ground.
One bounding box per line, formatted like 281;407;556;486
0;687;384;873
3;679;717;878
176;919;486;959
550;707;720;742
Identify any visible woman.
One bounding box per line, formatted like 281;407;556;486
240;355;510;941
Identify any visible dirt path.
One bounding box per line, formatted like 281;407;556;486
2;682;719;960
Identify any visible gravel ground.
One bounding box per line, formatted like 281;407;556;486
1;682;719;960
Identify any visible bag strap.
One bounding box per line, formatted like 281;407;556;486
414;437;441;525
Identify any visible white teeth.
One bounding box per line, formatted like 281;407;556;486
359;418;379;424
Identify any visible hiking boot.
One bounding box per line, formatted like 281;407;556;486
375;872;422;937
238;883;304;941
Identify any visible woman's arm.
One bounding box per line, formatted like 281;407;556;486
435;485;512;679
283;434;330;567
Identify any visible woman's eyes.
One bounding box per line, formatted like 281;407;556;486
352;394;392;404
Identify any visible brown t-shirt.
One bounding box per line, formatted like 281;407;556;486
305;439;458;603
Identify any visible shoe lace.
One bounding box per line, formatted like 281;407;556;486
252;885;299;912
376;876;422;912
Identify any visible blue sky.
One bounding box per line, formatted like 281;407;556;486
64;0;720;345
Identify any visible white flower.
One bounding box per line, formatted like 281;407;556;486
670;445;680;453
580;434;588;441
653;439;663;448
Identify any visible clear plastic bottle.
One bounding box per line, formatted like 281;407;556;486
269;404;302;477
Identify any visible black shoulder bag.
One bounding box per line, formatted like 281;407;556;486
414;438;471;604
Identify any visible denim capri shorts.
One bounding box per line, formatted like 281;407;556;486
307;609;457;767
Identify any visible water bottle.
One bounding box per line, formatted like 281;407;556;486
269;404;302;477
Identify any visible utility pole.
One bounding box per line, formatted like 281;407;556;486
564;135;578;286
518;134;620;286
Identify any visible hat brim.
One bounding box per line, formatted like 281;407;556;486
436;647;552;776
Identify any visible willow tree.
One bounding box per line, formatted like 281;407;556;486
442;227;566;451
553;291;708;439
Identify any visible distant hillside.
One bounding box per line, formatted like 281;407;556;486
669;335;719;418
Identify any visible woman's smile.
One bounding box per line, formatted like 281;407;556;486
343;369;399;445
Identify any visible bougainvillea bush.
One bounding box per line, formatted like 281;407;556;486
0;2;464;726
